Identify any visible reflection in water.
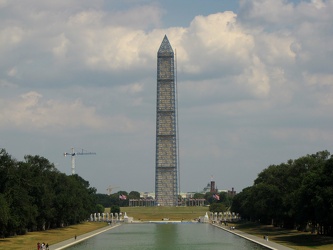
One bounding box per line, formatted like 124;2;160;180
67;223;268;250
154;224;178;249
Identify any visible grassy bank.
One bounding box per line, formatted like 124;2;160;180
232;222;333;250
0;222;107;250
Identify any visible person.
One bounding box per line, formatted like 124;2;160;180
74;235;77;240
37;242;40;250
46;243;49;250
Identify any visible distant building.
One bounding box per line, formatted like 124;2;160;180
210;181;217;193
202;182;220;193
200;182;236;196
228;187;237;197
202;182;211;193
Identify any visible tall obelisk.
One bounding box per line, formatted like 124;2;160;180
155;35;178;206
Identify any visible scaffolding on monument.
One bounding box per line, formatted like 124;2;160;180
155;35;178;206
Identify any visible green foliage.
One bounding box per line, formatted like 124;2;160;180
0;148;97;237
204;192;214;204
95;204;105;213
193;193;205;199
105;191;130;207
209;203;227;213
203;191;233;209
0;194;10;237
129;191;140;199
218;192;233;207
231;150;333;235
95;193;113;207
95;190;141;209
110;205;120;215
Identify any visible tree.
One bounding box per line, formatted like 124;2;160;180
250;183;282;225
21;155;58;230
209;203;227;213
204;192;214;204
218;192;233;208
231;187;254;221
95;193;113;207
65;175;96;225
0;149;16;193
110;205;120;215
0;194;10;237
129;191;140;199
0;149;100;237
193;193;205;199
95;204;105;214
231;150;333;233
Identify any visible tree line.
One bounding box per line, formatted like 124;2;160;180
0;149;97;237
191;192;234;213
95;191;141;208
231;150;333;235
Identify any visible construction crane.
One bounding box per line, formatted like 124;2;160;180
64;147;96;175
106;185;120;195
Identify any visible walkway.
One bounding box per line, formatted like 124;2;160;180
212;224;294;250
48;224;121;250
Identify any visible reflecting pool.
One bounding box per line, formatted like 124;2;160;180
67;223;268;250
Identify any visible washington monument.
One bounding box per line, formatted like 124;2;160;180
155;35;178;206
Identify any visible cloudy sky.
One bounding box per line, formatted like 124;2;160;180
1;0;332;195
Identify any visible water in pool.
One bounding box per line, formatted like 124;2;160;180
67;223;268;250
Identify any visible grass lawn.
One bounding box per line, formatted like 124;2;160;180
0;222;108;250
232;221;333;250
108;206;209;221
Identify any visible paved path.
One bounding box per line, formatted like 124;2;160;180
212;224;294;250
48;224;121;250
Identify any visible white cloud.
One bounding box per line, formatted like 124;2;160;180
52;33;70;59
235;56;270;97
119;82;144;95
182;12;254;72
0;0;7;8
303;72;333;87
312;0;326;9
302;72;333;106
0;79;17;88
239;0;294;25
67;10;104;26
78;28;149;70
7;67;17;77
0;26;24;52
271;127;333;142
0;91;141;133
